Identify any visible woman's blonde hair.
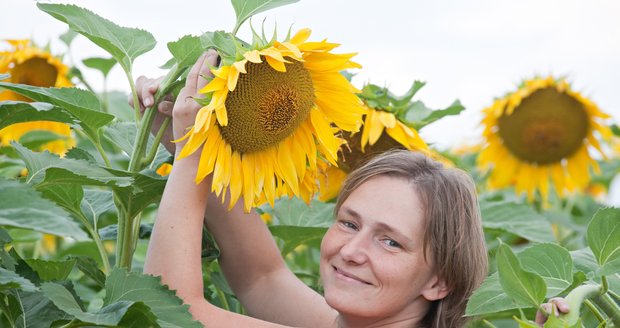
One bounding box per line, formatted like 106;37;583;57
335;150;488;328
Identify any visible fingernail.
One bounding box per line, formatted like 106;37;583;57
144;97;153;107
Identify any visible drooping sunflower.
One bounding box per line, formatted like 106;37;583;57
318;83;436;201
0;39;74;155
478;76;612;202
176;29;366;212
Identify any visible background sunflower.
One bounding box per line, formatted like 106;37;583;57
478;76;612;202
177;28;366;212
318;81;459;201
0;39;75;155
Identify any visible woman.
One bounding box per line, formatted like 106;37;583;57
141;51;488;327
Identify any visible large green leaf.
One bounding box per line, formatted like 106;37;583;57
104;121;170;164
103;268;202;328
82;57;117;77
570;248;599;276
261;197;333;255
0;81;112;140
201;31;238;60
26;258;76;282
14;289;73;328
496;242;546;308
13;143;132;187
231;0;299;34
519;243;573;297
168;35;204;67
406;100;466;130
41;282;159;327
465;272;527;316
37;3;156;72
0;101;73;130
38;183;84;218
481;201;555;243
110;170;167;219
0;179;87;240
71;256;106;288
0;267;37;292
81;189;116;227
586;207;620;275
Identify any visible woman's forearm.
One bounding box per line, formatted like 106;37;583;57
144;155;209;301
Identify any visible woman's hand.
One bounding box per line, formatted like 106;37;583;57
130;50;218;154
535;297;570;326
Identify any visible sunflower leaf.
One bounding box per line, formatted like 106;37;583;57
0;101;73;130
480;201;555;243
496;241;547;308
201;31;238;61
518;243;573;297
392;81;426;106
12;142;132;188
0;178;88;241
231;0;299;35
103;268;202;327
0;82;113;141
82;57;117;77
586;207;620;275
406;99;466;130
59;29;78;47
0;267;37;292
37;3;156;73
465;272;528;316
41;282;160;327
167;34;204;68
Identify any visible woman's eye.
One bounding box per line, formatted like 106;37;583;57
383;239;402;249
340;220;358;230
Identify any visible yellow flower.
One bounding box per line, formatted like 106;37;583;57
177;29;366;212
156;163;173;176
318;105;433;201
478;76;611;202
0;39;74;155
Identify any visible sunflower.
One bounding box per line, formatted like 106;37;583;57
0;39;74;155
478;76;612;202
318;103;433;201
176;29;366;212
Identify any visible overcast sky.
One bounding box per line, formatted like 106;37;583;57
2;0;619;149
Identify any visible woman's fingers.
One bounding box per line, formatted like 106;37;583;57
158;100;174;116
550;297;569;314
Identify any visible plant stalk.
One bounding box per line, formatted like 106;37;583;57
142;117;171;167
591;293;620;327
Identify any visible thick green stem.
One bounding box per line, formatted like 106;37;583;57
142;117;171;167
75;212;111;275
591;294;620;327
128;64;182;173
94;133;112;167
585;299;607;324
560;284;603;325
115;209;135;269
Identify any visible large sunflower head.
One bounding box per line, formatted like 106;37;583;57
0;39;74;155
176;28;366;212
318;83;438;201
478;76;612;202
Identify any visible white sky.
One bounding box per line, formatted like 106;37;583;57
2;0;619;149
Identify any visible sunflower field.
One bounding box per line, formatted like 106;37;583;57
1;1;619;327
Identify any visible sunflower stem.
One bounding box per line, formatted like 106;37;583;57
585;299;607;325
94;132;112;167
142;117;171;167
591;293;620;326
128;63;181;173
74;211;111;275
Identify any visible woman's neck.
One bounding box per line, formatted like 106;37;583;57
335;312;425;328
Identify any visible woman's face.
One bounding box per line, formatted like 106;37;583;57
320;175;446;325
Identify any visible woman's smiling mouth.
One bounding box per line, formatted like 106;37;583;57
333;266;373;285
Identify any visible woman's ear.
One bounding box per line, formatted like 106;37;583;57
421;276;450;301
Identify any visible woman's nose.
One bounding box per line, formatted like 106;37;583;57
339;233;370;265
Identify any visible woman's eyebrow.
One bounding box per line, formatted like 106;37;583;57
341;206;414;245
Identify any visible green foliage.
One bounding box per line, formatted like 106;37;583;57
231;0;300;35
496;241;547;308
481;201;555;243
0;179;87;240
0;101;72;130
103;268;202;327
586;207;620;275
37;3;156;73
82;57;117;77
